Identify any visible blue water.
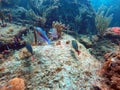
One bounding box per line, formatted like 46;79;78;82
90;0;120;26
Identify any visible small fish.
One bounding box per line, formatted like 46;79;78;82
25;42;35;61
72;40;81;55
36;27;51;44
49;28;58;39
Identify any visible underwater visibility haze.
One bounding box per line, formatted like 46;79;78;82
0;0;120;90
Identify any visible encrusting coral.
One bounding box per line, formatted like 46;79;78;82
99;47;120;90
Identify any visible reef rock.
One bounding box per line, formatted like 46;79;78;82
99;50;120;90
19;48;32;60
0;34;101;90
0;23;28;52
79;35;93;48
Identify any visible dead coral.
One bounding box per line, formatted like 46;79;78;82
99;48;120;90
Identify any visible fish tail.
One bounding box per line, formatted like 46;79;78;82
76;50;81;55
48;39;51;44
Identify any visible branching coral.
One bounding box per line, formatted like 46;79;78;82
99;47;120;89
95;5;113;36
52;21;66;39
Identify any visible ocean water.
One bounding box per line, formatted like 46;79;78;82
0;0;120;90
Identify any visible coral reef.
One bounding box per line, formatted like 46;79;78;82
89;26;120;61
104;27;120;40
89;38;118;61
21;29;35;45
99;48;120;89
78;35;96;48
0;9;12;26
1;0;96;34
0;23;29;53
0;34;101;90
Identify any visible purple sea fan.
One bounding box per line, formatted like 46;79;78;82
49;28;58;40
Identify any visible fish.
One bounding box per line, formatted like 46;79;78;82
36;27;51;44
25;42;35;61
49;28;58;39
71;40;81;55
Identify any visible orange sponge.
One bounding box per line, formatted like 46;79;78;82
8;78;25;90
0;78;25;90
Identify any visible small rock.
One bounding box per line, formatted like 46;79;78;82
19;48;32;60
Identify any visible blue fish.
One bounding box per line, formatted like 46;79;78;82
49;28;58;39
72;40;81;55
25;42;33;55
36;27;51;44
25;42;35;61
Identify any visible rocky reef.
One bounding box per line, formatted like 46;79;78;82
99;47;120;90
0;23;29;53
1;0;120;90
0;33;101;90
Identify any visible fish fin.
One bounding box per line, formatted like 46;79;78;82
47;39;51;44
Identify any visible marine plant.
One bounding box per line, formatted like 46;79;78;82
95;5;113;36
